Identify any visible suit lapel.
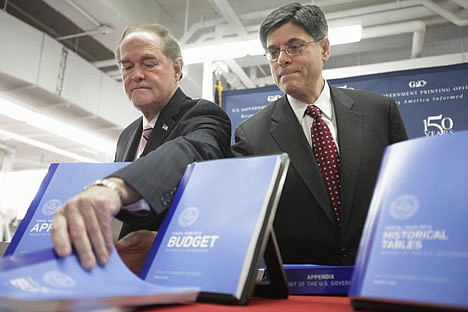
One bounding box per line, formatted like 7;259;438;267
117;117;142;162
144;111;176;153
140;89;184;157
331;87;363;229
269;97;335;223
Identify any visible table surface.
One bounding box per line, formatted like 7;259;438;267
140;295;354;312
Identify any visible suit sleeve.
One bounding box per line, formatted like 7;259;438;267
111;100;231;221
388;99;409;143
231;125;253;157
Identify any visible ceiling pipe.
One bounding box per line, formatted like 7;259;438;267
53;0;113;41
183;20;427;63
224;59;256;88
209;0;248;37
179;18;224;44
450;0;468;10
56;24;112;41
362;21;426;58
423;0;468;26
181;2;432;46
64;0;100;27
326;0;422;20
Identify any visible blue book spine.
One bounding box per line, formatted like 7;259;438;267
4;164;59;256
139;161;197;279
348;147;394;297
5;162;130;256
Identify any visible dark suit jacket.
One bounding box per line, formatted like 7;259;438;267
112;88;231;237
232;86;408;265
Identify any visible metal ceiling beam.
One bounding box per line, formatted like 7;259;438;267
209;0;248;37
423;0;468;26
224;59;255;89
451;0;468;10
363;21;426;58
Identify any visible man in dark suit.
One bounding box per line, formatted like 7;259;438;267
232;3;408;265
52;23;231;271
114;85;228;240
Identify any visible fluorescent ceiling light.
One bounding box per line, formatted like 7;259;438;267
0;128;100;163
328;25;362;45
182;25;362;64
0;96;114;159
183;39;264;65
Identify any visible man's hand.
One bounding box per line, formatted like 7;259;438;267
51;180;124;270
115;230;157;275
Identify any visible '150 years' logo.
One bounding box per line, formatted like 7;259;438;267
423;114;454;136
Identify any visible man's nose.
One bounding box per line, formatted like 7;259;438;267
277;50;291;65
131;65;145;81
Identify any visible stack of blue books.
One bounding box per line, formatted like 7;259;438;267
1;154;291;309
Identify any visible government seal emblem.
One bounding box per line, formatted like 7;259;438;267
389;194;419;220
178;207;200;227
43;271;76;288
41;199;63;216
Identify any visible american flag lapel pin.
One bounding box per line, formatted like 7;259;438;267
162;123;169;131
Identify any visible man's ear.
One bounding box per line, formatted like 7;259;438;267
173;57;183;80
320;37;331;62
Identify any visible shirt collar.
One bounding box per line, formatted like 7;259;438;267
142;114;159;129
287;80;332;122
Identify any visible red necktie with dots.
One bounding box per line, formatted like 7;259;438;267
305;105;342;225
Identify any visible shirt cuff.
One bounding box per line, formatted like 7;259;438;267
122;198;151;213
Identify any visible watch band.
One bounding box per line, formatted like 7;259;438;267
84;179;124;205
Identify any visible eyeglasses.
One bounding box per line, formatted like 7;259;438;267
264;40;315;62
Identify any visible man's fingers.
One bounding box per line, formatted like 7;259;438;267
74;198;112;268
97;204;115;255
88;206;114;266
51;185;122;270
51;210;72;257
115;230;140;250
64;202;99;270
115;230;156;251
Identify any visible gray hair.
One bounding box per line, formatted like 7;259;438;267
259;3;328;49
114;23;182;64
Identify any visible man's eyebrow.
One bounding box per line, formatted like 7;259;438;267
267;37;305;49
141;54;158;61
119;54;158;64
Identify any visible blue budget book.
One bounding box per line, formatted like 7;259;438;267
0;248;198;311
350;130;468;311
5;162;129;256
140;154;290;305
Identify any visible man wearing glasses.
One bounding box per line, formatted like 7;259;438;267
232;3;408;266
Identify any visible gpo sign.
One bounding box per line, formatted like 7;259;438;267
408;80;428;88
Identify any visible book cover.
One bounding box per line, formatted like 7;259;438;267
5;162;129;256
140;154;290;304
0;248;198;311
350;130;468;311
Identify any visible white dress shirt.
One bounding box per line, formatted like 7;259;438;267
287;80;339;152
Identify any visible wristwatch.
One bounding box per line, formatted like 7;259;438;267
84;179;124;205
